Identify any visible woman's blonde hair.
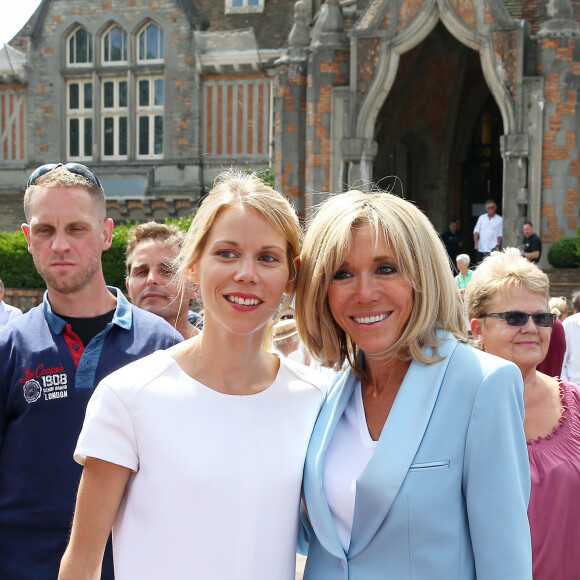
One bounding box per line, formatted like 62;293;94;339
464;248;550;320
548;296;568;320
295;190;467;376
174;169;301;345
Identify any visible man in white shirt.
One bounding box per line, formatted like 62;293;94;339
473;199;503;264
0;278;23;329
562;290;580;384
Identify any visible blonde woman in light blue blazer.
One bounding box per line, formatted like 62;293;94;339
295;190;532;580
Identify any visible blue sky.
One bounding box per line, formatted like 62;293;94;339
1;0;42;46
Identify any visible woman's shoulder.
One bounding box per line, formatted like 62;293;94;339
278;356;330;397
449;341;522;384
560;379;580;404
100;350;178;396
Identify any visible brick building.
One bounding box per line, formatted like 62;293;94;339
274;0;580;261
0;0;293;229
1;0;580;263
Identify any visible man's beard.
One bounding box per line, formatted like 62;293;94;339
36;259;101;295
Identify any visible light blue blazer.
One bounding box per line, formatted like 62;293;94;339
302;333;532;579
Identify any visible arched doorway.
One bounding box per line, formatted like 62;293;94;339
460;97;504;254
371;22;504;248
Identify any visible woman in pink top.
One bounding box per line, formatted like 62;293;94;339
465;248;580;580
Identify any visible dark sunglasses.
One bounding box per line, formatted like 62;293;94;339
479;311;556;328
27;163;102;189
280;314;294;320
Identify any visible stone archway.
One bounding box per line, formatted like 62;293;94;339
334;0;533;246
369;20;505;236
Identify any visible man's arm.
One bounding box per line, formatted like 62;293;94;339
523;248;539;260
473;215;483;250
523;235;541;261
495;217;503;251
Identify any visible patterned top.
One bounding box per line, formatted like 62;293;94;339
527;380;580;580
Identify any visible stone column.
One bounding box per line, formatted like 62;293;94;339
305;0;350;209
272;1;309;213
537;0;580;246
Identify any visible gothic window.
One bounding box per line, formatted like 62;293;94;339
103;25;128;63
65;22;165;162
67;79;93;159
102;78;129;158
68;26;93;65
138;23;164;62
136;76;164;158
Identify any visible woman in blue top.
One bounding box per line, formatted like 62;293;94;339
295;190;532;579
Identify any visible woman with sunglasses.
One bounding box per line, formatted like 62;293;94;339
465;248;580;580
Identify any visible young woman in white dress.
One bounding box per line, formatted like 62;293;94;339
59;170;327;580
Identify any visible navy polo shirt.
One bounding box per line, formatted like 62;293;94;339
0;287;181;580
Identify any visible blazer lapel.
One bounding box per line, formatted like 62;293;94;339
303;368;358;560
348;334;458;558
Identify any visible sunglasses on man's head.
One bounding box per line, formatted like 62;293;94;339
479;311;556;328
27;163;102;189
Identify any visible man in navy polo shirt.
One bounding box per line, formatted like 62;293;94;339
0;163;180;580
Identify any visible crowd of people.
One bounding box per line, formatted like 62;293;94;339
0;163;578;580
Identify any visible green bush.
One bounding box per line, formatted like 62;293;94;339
0;217;193;290
0;231;45;288
547;236;580;268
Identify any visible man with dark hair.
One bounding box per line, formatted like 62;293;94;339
125;221;200;338
473;199;503;264
522;221;541;264
0;163;180;580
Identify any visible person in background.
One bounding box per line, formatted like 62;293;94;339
59;169;326;580
296;189;532;580
466;248;580;580
522;221;541;264
440;221;461;270
562;289;580;384
549;296;568;322
454;253;473;299
273;307;312;366
125;221;199;339
535;296;567;377
273;317;302;361
473;199;503;264
571;289;580;315
0;277;23;329
0;163;179;580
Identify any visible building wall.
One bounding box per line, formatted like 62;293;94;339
0;0;277;232
24;0;201;189
539;37;580;243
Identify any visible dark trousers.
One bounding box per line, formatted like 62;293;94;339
475;251;490;266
